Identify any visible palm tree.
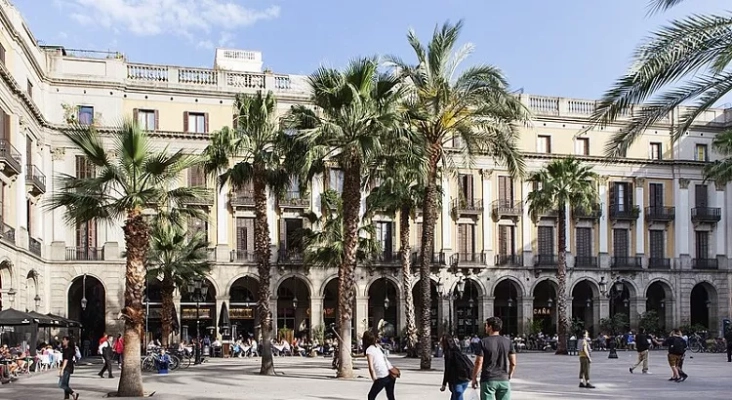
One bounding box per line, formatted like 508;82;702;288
146;211;212;348
203;90;292;376
391;21;530;369
703;131;732;183
48;120;203;397
291;57;404;378
588;0;731;158
525;157;598;354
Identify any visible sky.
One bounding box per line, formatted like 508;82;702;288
11;0;726;100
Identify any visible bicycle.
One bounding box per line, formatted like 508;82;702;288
688;333;705;353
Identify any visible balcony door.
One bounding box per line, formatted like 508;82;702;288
459;174;474;201
610;182;633;213
649;230;664;260
612;229;629;257
575;228;591;258
695;231;709;259
236;217;254;258
375;221;394;258
457;223;475;256
498;176;513;205
537;226;554;255
649;183;663;208
498;225;515;257
695;185;708;208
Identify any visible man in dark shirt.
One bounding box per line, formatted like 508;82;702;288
59;336;79;400
663;329;688;382
472;317;516;400
629;328;652;374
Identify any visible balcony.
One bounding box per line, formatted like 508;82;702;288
181;189;214;206
28;237;41;257
537;209;560;218
692;258;718;270
611;256;642;270
230;249;256;262
411;250;446;266
25;164;46;195
278;249;304;264
66;247;104;261
373;251;400;265
609;205;640;221
691;207;721;224
230;190;255;207
534;254;558;268
0;223;15;245
491;200;522;220
0;140;21;177
494;254;523;267
645;206;675;223
450;253;486;266
648;257;671;269
279;192;310;209
450;198;484;216
574;256;598;268
206;247;216;260
573;204;602;220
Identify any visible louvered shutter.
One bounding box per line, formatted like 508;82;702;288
280;218;287;250
627;182;634;207
538;226;554;255
650;230;664;259
183;112;189;133
204;113;209;133
467;224;475;254
498;225;507;256
154;110;159;130
576;227;591;257
613;229;629;257
498;176;508;206
609;183;616;213
2;111;9;140
133;108;139;125
457;224;466;254
695;185;708;207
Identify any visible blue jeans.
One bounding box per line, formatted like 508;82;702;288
450;381;469;400
58;370;74;399
368;376;396;400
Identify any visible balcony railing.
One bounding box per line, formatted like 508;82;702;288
573;204;602;220
278;249;304;264
279;192;310;208
0;139;22;175
645;206;675;222
692;258;718;270
230;190;256;207
26;164;46;194
691;207;721;224
206;247;216;260
534;254;558;267
574;256;598;268
450;198;484;215
181;189;214;206
494;254;523;267
609;205;640;221
66;247;104;261
450;253;486;266
611;256;642;270
411;250;446;266
230;249;256;262
491;200;523;219
373;251;400;264
0;223;15;245
28;237;41;257
648;257;671;269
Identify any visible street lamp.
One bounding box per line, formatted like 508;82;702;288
384;295;391;309
660;299;665;309
34;294;41;311
599;276;627;359
437;277;467;335
81;273;88;311
547;298;554;308
7;287;16;307
187;277;209;365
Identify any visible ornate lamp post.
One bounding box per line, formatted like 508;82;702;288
599;276;626;359
34;294;41;311
437;277;465;335
7;287;16;308
187;277;209;365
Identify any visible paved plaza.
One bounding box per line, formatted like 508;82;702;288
1;351;730;400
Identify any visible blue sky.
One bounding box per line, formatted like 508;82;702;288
13;0;724;99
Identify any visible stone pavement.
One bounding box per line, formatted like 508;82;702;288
1;351;730;399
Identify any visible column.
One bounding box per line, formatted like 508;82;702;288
311;173;323;216
597;297;609;321
51;148;71;242
270;297;278;335
310;296;324;332
675;179;690;256
481;296;495;325
634;179;644;258
520;296;533;335
714;182;726;258
599;181;608;253
216;181;231;260
482;171;493;260
565;205;571;261
16;120;27;246
215;298;226;337
267;187;277;245
521;182;532;266
438;297;450;337
631;296;644;330
355;296;369;340
441;176;451;251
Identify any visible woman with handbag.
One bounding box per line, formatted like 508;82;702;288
364;331;398;400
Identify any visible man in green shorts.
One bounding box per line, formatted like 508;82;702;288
472;317;516;400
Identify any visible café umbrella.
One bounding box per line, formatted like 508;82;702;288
219;303;230;337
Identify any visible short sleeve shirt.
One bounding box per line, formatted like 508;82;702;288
62;346;75;374
478;336;515;382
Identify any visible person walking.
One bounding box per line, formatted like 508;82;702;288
59;336;79;400
364;330;397;400
724;325;732;363
629;328;651;374
471;317;516;400
663;329;688;382
113;333;124;367
578;330;595;388
98;336;114;378
440;335;473;400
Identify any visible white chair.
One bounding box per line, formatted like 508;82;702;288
38;354;51;371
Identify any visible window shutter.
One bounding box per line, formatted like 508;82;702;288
280;218;287;250
649;184;656;208
133;108;139;125
0;183;4;222
609;183;616;210
547;137;552;153
467;175;474;199
467;224;475;254
204;112;209;133
232;114;238;129
627;182;634;206
498;226;507;256
154;110;159;130
2;111;10;141
389;222;396;255
536;136;542;153
76;223;84;248
183;111;189;133
88;221;97;248
695;185;708;207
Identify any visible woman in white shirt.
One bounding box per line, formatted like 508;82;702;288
364;331;397;400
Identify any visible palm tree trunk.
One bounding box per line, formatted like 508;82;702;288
399;205;418;358
160;279;175;348
117;210;149;397
253;172;275;375
419;148;441;370
555;203;569;355
337;163;361;379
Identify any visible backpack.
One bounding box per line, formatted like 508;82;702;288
453;350;475;378
670;337;686;355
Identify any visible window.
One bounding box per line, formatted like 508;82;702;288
612;228;629;257
459;174;474;200
75;156;97;249
282;218;303;252
135;109;157;130
537;135;551;153
649;230;664;260
695;231;709;259
498;225;515;256
184;112;207;133
329;169;344;193
189;217;208;243
649;142;662;160
610;182;633;212
575;228;592;257
695;184;708;208
26;200;33;237
236;217;254;254
78;106;94;125
537;226;554;255
695;144;708;161
457;224;475;255
649;183;663;208
375;221;394;255
0;43;5;64
498;176;514;205
0;110;9;141
0;183;4;224
26;79;32;100
287;177;301;199
575;138;589;156
188;165;206;187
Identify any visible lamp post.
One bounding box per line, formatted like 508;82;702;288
599;276;626;359
437;277;465;336
7;287;16;308
187;277;209;365
81;273;88;311
34;294;41;311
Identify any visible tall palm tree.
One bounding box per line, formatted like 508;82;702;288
203;90;293;376
588;0;731;158
391;21;530;369
525;157;598;354
292;57;404;378
48;120;203;397
146;210;212;348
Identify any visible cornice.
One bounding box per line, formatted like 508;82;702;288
521;152;708;168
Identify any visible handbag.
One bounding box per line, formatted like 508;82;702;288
380;345;400;379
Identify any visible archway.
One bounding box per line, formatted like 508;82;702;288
413;279;438;342
690;282;717;331
68;275;106;351
454;279;481;337
180;278;217;342
0;260;12;311
532;280;557;335
645;281;671;334
277;277;311;341
610;280;633;332
322;278;356;340
571;280;597;336
229;276;259;339
493;279;522;336
368;278;398;338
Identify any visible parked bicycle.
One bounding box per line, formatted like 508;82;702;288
141;347;181;372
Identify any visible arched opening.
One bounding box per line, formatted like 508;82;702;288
180;278;217;342
322;278;356;339
690;283;717;331
532;280;557;335
276;277;311;341
68;275;106;351
610;280;632;330
413;279;438;342
645;281;671;334
0;260;13;311
571;280;597;336
229;276;259;339
143;279;163;342
368;278;398;338
454;279;481;337
493;280;521;336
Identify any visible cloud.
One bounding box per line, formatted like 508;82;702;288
58;0;279;47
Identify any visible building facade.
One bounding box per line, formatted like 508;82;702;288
0;1;730;345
